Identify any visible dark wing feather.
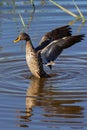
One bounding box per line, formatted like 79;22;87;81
57;34;85;49
41;41;63;63
41;34;85;66
35;39;51;52
39;25;72;45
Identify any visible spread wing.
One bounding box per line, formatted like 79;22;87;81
35;25;72;52
40;34;85;69
39;25;72;45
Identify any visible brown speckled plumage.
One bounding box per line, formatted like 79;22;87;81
26;40;49;78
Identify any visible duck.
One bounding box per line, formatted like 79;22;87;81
14;25;85;78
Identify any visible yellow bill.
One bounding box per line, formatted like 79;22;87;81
14;36;21;43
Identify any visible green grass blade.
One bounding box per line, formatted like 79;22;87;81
72;0;84;18
72;0;86;23
49;0;80;18
18;11;26;27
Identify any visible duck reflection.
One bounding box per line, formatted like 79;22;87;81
26;76;45;118
25;77;84;123
19;77;84;128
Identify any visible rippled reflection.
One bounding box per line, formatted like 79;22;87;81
14;76;85;129
26;77;45;117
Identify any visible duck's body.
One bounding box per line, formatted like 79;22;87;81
26;40;49;78
14;25;84;78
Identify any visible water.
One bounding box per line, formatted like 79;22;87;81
0;0;87;130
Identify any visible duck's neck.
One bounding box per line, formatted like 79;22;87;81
26;39;35;54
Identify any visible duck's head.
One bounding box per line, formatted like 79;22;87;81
14;32;30;43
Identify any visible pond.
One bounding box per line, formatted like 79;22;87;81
0;0;87;130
